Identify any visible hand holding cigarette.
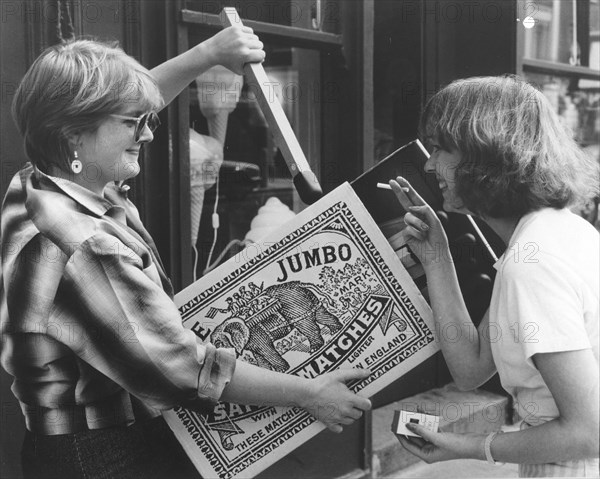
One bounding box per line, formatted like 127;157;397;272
380;179;497;261
387;176;448;267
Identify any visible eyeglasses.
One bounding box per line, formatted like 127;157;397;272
110;112;161;142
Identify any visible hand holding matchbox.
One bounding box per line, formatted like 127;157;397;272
392;410;440;438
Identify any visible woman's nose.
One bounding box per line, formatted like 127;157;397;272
137;124;154;143
424;154;436;173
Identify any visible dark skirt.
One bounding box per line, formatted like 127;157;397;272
21;416;202;479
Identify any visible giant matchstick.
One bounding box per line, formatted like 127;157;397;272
220;7;324;205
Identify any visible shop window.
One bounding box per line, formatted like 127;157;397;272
175;0;341;278
518;0;600;228
190;43;322;278
175;1;344;280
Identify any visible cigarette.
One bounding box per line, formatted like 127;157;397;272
377;182;409;193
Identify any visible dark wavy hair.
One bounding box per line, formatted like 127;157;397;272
12;39;163;173
420;75;599;218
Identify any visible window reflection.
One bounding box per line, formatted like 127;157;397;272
525;72;599;226
189;45;321;277
526;73;599;145
523;0;577;64
523;0;600;68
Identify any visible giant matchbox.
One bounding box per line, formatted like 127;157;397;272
163;181;440;478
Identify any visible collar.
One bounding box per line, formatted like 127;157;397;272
492;210;539;270
33;165;129;222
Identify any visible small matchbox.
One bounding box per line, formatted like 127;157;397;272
391;410;440;437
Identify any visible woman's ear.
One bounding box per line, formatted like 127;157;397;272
65;133;85;156
66;133;81;146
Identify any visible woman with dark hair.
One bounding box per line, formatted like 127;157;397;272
392;76;599;477
1;33;371;479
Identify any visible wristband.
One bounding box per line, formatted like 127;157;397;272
484;431;503;465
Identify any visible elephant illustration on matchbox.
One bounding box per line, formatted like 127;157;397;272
209;281;344;373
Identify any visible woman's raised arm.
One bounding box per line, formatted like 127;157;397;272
390;177;496;390
151;26;264;107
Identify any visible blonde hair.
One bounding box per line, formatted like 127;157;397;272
12;39;163;172
420;75;599;218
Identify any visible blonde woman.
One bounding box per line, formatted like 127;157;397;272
1;35;370;478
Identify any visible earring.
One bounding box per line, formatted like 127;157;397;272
71;150;82;174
